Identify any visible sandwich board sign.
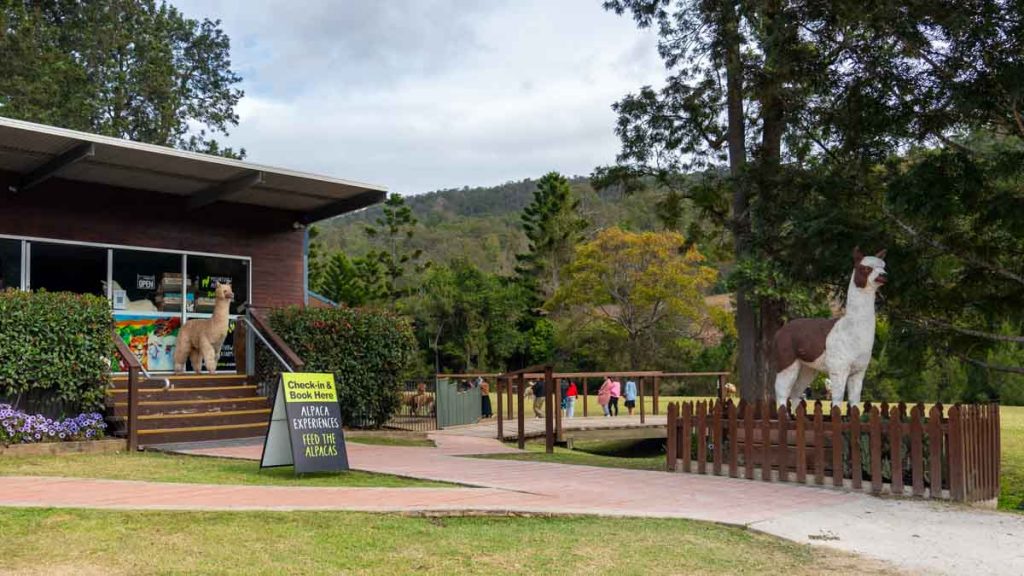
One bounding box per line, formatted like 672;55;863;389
260;372;349;474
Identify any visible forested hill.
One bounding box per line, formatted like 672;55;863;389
316;176;667;275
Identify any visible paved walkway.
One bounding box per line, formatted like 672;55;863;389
2;435;1022;575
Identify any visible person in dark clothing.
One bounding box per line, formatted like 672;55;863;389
479;377;493;418
532;379;545;418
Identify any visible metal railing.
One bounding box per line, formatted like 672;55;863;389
237;308;304;399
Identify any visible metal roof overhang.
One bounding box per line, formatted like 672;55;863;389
0;116;386;224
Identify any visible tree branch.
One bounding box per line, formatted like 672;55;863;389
953;352;1024;375
883;206;1024;287
908;317;1024;344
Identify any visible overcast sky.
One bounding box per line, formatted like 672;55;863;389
172;0;664;195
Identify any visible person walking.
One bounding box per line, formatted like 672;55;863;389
532;379;545;418
479;378;493;418
623;379;638;415
609;378;622;417
598;377;612;417
564;380;578;418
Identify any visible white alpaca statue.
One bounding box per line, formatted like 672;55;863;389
772;247;888;407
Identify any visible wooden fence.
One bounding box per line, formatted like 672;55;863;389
666;399;1000;504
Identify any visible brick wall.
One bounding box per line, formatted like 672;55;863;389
0;171;306;307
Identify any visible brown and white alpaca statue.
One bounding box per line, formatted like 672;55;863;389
772;247;888;407
173;282;234;374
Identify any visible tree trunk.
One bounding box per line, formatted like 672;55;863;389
720;1;757;400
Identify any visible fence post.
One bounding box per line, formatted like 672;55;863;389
796;401;807;484
712;400;723;475
870;406;883;494
910;404;924;497
517;374;526;450
928;404;943;498
728;400;738;478
814;401;825;485
681;402;693;473
553;373;563;444
743;402;754;480
761;400;772;482
777;407;789;483
850;405;862;491
127;365;139;452
653;375;660;415
507;375;513;419
666;402;678;471
948;405;964;501
890;405;903;495
544;366;555;454
832;405;844;488
696;401;707;475
639;376;646;424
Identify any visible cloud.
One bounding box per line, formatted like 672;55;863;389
172;0;664;194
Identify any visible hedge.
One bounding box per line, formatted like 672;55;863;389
268;306;417;427
0;290;113;413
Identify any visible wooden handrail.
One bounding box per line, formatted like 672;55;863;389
249;309;305;371
111;330;140;451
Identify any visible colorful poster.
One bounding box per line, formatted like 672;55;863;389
114;314;237;372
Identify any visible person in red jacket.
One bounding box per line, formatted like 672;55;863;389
564;381;578;418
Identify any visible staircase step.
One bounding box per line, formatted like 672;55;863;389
134;409;271;430
138;422;269;445
107;386;259;401
110;374;249;389
109;397;270;417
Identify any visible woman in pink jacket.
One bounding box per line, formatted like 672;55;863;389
598;377;613;417
609;379;622;417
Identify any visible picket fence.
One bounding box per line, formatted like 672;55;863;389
666;400;1000;503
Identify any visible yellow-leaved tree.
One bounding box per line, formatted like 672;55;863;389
551;227;717;369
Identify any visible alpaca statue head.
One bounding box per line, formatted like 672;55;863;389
851;246;888;292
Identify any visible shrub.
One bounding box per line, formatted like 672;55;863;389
0;290;113;412
0;404;106;444
268;306;417;427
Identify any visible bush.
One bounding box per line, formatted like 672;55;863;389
0;290;113;413
268;306;417;428
0;404;106;444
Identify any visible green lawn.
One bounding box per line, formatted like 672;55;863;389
346;435;435;448
1000;405;1023;512
0;451;451;488
0;508;894;575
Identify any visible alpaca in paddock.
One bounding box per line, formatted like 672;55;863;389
173;282;233;374
772;247;888;407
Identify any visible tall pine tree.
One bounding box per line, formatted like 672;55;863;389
515;172;587;301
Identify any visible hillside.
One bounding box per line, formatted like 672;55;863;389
316;176;671;275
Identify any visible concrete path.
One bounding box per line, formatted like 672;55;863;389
1;435;1022;575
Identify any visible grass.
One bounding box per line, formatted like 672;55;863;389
0;508;896;575
0;451;452;488
1000;405;1023;512
346;435;435;448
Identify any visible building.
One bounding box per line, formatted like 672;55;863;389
0;116;385;444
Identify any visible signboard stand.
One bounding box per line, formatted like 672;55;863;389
260;373;349;474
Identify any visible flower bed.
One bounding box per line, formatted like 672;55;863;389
0;404;106;445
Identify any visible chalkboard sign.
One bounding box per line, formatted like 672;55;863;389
259;373;349;474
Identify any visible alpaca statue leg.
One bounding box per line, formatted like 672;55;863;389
846;370;866;406
200;341;218;374
173;334;190;374
189;350;203;375
774;362;800;408
829;368;850;408
791;365;816;405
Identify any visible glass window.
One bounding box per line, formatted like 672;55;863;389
111;249;183;314
29;242;106;295
186;255;248;316
112;249;185;372
0;239;20;291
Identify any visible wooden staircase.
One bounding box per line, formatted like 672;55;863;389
107;374;270;446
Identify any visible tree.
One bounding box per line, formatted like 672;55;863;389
603;0;1024;400
365;193;427;297
552;227;716;368
406;260;529;373
315;252;387;308
0;0;244;157
516;172;588;300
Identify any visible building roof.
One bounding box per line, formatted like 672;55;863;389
0;116;386;223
